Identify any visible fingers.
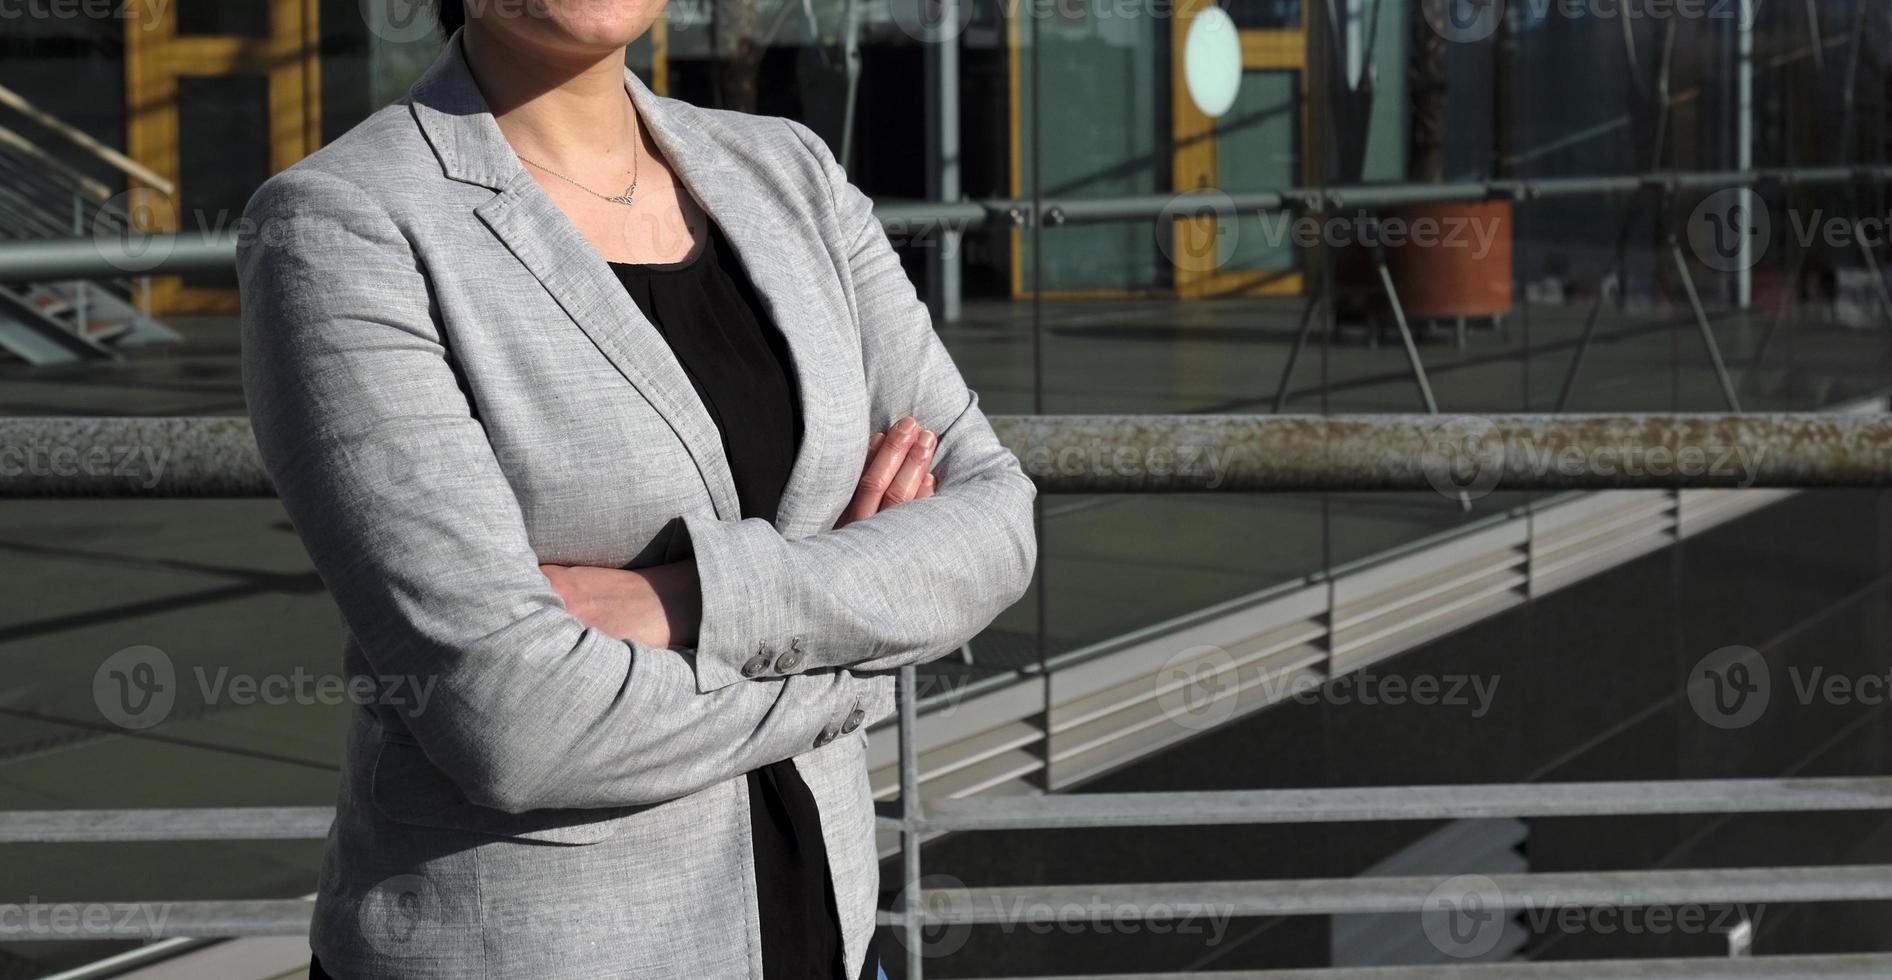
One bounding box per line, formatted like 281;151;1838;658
834;417;940;528
837;419;918;528
882;427;935;507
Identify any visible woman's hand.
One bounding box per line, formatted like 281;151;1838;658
834;416;936;529
540;560;701;648
545;417;935;642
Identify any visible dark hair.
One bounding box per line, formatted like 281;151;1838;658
436;0;465;34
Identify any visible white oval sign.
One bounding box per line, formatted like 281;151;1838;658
1184;7;1242;119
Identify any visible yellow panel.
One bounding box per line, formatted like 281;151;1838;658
128;0;321;314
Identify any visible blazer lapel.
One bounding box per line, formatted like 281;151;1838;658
624;69;843;538
407;33;743;522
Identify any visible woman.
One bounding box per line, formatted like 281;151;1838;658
236;1;1037;977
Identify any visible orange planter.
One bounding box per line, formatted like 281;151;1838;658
1384;201;1514;318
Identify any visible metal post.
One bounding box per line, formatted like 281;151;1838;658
923;0;961;324
1855;224;1892;326
1271;295;1322;413
1373;254;1439;414
897;663;924;979
1735;0;1755;308
1670;242;1743;412
70;192;88;338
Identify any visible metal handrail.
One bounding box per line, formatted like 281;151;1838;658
0;806;333;844
877;866;1892;924
5;161;1892;285
0;81;175;196
887;777;1892;832
972;956;1892;979
5;413;1891;498
0;124;113;202
6;777;1890;845
9;867;1892;940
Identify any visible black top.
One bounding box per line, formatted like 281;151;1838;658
611;223;877;980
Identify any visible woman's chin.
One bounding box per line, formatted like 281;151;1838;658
481;1;661;59
539;1;661;50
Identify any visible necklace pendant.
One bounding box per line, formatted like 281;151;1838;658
607;193;636;205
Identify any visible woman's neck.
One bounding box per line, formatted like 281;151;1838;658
460;25;638;173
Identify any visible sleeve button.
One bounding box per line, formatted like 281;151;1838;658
841;705;865;733
741;650;771;677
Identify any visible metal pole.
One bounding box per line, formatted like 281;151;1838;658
1735;0;1755;308
897;664;924;980
1271;295;1322;414
923;0;961;324
16;413;1892;496
1670;242;1744;412
1374;255;1439;414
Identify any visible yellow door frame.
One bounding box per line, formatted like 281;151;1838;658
126;0;321;314
1171;0;1311;298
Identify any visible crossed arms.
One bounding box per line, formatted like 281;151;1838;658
237;125;1036;816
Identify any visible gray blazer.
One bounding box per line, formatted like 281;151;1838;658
237;31;1035;980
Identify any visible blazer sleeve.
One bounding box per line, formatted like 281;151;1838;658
238;165;891;814
678;118;1039;693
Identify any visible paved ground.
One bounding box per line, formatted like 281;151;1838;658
2;291;1888;976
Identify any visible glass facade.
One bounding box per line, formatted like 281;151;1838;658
3;0;1892;975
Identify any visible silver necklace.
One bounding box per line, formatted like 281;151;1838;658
517;140;640;205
